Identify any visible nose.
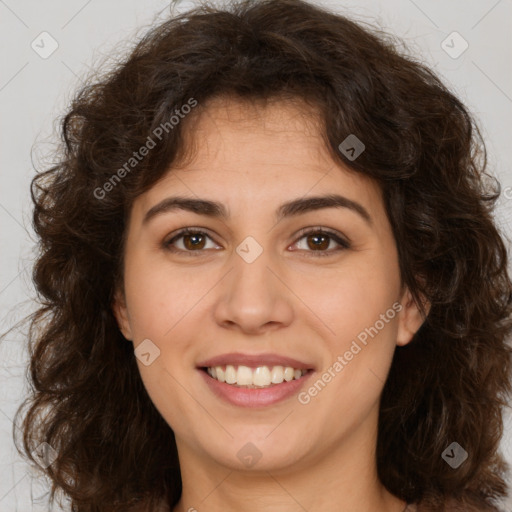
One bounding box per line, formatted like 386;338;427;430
213;244;294;335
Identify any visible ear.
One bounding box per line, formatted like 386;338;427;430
396;286;430;347
112;288;133;341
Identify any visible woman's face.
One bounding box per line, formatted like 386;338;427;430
113;96;425;475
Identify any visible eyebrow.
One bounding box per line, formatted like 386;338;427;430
142;194;373;226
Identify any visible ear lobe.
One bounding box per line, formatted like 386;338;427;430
112;289;133;341
396;287;430;347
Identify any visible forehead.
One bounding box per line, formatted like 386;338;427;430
179;95;336;172
134;96;385;223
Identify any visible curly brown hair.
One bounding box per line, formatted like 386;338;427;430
13;0;512;510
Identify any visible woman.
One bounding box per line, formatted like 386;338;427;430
15;0;512;510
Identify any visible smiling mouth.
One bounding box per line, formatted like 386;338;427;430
201;364;311;388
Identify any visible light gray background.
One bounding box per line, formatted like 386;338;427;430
1;0;511;510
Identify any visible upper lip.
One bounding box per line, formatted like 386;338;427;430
197;352;315;370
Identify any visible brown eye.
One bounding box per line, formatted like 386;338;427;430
182;233;206;250
293;228;351;257
163;229;220;255
306;233;330;251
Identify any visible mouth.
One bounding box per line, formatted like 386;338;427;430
196;353;315;407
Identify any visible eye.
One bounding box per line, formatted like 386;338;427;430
291;227;351;257
163;228;220;255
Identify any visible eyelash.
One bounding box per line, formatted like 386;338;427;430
162;227;351;257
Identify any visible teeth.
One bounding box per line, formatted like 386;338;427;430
225;365;237;384
253;366;271;386
237;365;253;385
206;365;308;387
271;366;284;383
216;366;225;382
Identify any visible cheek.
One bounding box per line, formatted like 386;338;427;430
123;253;208;340
125;263;204;427
303;253;401;342
298;265;401;426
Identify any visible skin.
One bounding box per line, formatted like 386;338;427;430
113;96;428;512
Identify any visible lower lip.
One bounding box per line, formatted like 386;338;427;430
198;369;314;408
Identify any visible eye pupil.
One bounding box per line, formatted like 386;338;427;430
308;234;329;250
184;234;205;250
